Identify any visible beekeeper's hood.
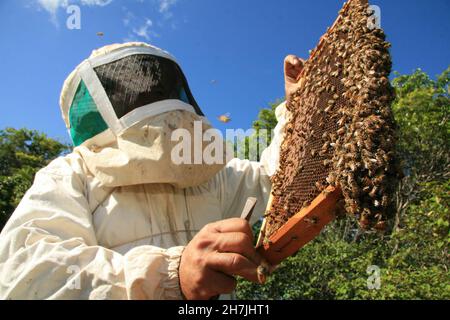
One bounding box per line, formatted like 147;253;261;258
60;42;229;188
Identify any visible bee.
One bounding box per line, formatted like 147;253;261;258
96;32;104;37
346;200;358;215
326;172;337;185
381;195;389;207
374;221;386;231
217;113;231;123
337;117;346;126
360;215;370;228
373;174;385;185
337;157;344;168
322;188;333;197
369;186;379;198
347;162;357;171
321;141;330;151
304;217;318;225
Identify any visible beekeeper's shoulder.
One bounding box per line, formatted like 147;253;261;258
37;150;89;181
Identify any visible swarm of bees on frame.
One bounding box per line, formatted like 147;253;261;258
264;0;399;241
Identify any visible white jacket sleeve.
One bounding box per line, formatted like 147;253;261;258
0;155;184;300
219;102;290;224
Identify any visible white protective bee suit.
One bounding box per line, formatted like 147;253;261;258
0;43;289;300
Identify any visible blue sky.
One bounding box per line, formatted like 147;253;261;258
0;0;449;144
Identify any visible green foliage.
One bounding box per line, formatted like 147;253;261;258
232;99;283;161
0;128;70;229
392;67;449;180
237;67;450;300
252;99;283;147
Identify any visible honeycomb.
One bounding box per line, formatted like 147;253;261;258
265;0;398;240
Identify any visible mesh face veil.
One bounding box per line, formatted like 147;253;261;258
59;43;227;189
61;43;204;147
94;54;203;121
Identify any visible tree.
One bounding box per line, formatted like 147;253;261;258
236;67;450;300
231;100;282;161
0;128;70;229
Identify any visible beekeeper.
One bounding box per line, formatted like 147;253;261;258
0;43;304;300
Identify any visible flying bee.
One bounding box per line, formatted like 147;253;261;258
217;113;231;123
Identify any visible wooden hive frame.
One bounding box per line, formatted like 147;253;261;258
256;0;389;266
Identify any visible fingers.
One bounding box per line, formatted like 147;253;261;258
284;54;302;66
207;252;260;283
284;55;305;81
208;218;254;241
207;270;237;296
215;232;262;265
191;268;237;299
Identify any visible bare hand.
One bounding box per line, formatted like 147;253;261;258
284;55;305;103
179;218;262;300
